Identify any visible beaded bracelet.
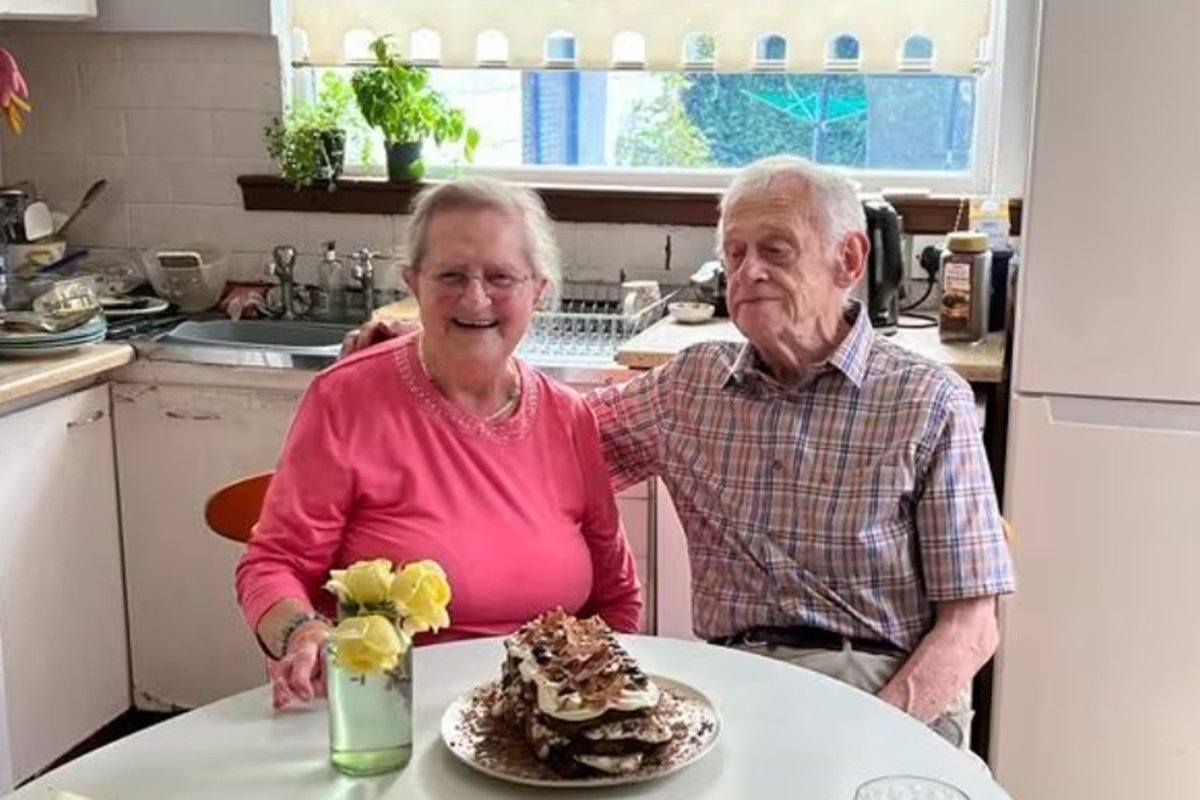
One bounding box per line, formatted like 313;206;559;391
277;611;329;659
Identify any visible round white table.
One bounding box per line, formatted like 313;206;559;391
10;636;1012;799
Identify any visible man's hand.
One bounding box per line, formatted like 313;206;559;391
877;596;999;723
339;320;413;359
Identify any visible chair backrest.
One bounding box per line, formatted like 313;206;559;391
205;472;273;544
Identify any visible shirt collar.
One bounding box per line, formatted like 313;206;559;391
725;300;874;390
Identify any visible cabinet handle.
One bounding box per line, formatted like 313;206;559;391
165;411;223;421
66;409;106;428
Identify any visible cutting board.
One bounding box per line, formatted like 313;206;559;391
370;296;420;324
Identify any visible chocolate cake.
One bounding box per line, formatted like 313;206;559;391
493;609;675;778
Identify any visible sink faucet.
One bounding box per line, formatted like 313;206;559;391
268;245;299;320
351;249;378;319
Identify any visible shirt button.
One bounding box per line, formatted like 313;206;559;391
772;459;785;472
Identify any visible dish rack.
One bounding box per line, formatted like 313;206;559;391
520;281;677;363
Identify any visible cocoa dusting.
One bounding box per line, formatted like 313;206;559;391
447;680;720;784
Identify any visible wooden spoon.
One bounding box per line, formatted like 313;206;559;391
52;179;108;240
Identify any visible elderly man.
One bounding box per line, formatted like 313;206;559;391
341;157;1015;746
588;155;1014;747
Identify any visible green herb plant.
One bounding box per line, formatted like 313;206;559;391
264;72;364;190
350;36;480;179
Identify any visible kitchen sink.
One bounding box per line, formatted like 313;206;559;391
162;319;354;353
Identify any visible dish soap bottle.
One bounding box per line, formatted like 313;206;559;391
938;231;992;343
316;240;346;321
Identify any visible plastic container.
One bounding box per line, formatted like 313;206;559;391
141;242;229;312
938;232;991;343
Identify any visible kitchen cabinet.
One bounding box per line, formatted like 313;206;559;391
7;0;273;31
653;481;696;640
614;484;653;634
0;384;128;789
113;381;303;710
0;0;96;21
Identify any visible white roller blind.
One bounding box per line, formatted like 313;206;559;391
291;0;992;74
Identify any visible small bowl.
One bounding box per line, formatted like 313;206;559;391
6;238;67;274
140;242;229;312
668;301;716;324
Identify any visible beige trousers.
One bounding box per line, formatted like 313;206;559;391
730;640;974;749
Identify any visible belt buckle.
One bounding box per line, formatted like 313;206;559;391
739;628;776;650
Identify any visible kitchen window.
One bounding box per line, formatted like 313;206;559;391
280;0;1020;195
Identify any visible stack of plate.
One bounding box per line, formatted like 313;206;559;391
0;315;107;358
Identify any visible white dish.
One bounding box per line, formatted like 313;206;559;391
441;674;721;789
0;331;105;358
668;302;716;324
100;296;171;318
0;316;106;345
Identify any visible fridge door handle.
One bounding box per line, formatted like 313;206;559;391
1045;395;1200;434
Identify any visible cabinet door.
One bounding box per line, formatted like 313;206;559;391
86;0;268;32
654;481;697;640
0;385;128;786
0;0;96;20
615;483;652;633
994;395;1200;799
113;383;302;709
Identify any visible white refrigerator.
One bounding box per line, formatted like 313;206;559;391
991;2;1200;798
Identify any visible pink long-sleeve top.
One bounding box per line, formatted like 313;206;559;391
235;333;642;643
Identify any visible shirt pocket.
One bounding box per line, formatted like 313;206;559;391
793;457;915;583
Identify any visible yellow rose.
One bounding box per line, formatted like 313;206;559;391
330;615;405;676
325;559;394;606
390;560;452;635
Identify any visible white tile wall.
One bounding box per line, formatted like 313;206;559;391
0;31;715;287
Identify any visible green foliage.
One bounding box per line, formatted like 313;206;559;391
264;73;360;189
615;74;714;168
682;74;868;167
350;36;480;174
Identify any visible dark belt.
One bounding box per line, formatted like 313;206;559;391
707;626;905;658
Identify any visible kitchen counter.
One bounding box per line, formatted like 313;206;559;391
0;343;135;408
617;317;1007;383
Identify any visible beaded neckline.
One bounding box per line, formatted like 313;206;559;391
394;335;539;444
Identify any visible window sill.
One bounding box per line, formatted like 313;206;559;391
237;175;1023;235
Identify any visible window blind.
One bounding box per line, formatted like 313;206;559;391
290;0;992;74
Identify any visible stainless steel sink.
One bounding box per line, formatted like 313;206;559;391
162;320;353;353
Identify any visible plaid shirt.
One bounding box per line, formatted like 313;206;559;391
588;303;1015;651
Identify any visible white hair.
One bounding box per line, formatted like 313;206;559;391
717;155;866;251
407;177;562;305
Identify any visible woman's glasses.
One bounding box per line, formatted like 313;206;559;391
427;269;534;300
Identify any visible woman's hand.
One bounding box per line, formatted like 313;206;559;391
270;620;331;710
339;320;414;359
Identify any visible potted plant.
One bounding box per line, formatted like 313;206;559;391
264;72;360;190
351;36;480;181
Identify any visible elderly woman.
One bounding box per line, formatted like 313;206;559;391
236;178;641;709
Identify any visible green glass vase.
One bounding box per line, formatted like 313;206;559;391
326;642;413;776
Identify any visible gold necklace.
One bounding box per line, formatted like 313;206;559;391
417;336;521;421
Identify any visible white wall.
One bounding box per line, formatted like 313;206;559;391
0;30;717;291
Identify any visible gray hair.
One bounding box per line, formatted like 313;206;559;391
717;155;866;252
406;177;562;304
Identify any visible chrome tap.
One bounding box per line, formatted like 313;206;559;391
268;245;299;320
350;249;379;319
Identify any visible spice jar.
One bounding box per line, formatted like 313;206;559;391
938;231;991;343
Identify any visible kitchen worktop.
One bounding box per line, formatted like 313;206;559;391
0;343;135;409
616;317;1007;383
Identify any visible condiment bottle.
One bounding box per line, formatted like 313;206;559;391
938;231;992;343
